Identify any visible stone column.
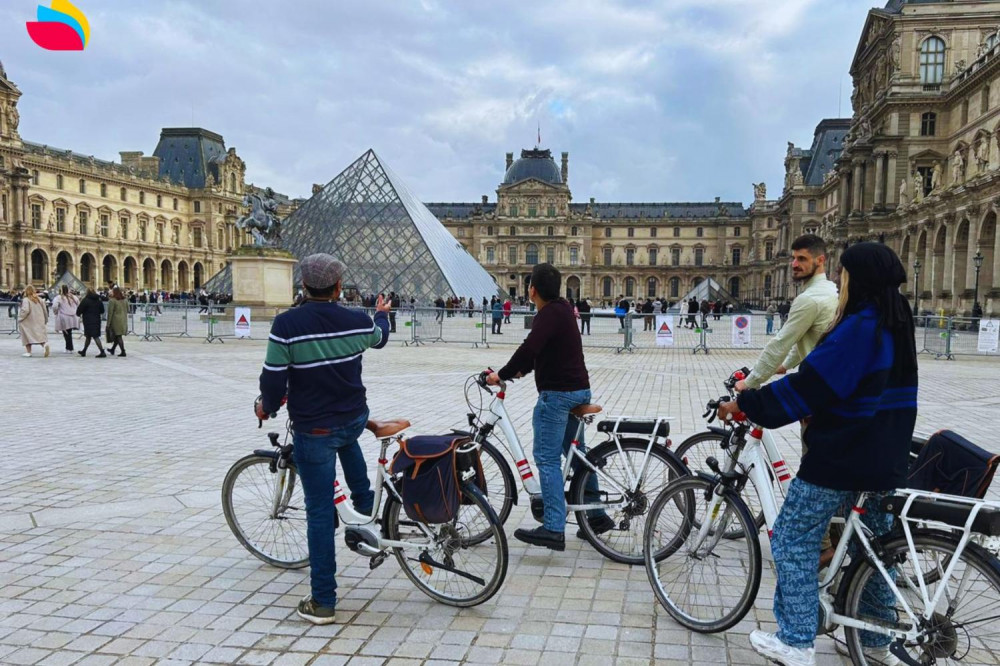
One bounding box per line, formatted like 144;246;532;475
885;152;898;207
874;152;886;209
23;242;31;285
0;240;5;289
839;170;850;218
965;207;982;300
852;160;864;214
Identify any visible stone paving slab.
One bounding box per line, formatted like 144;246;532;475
1;333;998;665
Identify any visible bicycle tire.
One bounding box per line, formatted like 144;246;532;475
569;437;689;564
840;530;1000;665
222;453;309;569
476;438;517;528
675;430;768;537
644;475;762;633
382;482;508;607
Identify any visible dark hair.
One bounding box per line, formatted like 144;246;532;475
791;234;826;257
304;284;336;298
529;263;561;301
112;286;125;300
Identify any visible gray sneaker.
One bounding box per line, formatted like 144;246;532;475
296;596;336;625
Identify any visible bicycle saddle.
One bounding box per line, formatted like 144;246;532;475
570;404;603;417
366;419;410;438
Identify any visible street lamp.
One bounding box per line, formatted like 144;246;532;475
912;259;921;316
973;249;984;319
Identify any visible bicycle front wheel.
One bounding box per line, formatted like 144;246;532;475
222;454;309;569
644;476;762;633
383;483;508;607
570;437;689;564
840;531;1000;665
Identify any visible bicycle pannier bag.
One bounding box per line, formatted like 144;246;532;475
390;435;472;524
907;430;999;499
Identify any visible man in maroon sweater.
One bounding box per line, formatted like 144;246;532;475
487;263;612;550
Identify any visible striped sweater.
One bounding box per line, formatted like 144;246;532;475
259;301;389;431
736;305;917;491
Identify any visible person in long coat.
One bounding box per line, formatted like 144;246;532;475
52;285;80;353
106;286;129;357
17;285;50;357
76;288;107;357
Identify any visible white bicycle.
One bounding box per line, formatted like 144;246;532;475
222;413;508;607
460;370;689;564
644;375;1000;665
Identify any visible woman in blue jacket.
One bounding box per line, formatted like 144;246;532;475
491;298;503;335
718;242;918;666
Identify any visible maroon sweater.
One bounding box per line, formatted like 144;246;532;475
498;298;590;392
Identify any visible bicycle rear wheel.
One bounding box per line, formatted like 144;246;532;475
222;454;309;569
383;483;508;607
840;531;1000;666
643;476;762;633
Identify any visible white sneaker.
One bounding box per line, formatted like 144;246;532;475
749;630;815;666
21;352;31;357
44;344;50;357
835;637;900;665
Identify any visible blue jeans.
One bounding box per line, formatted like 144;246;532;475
291;409;374;608
532;388;601;532
771;478;895;649
766;318;774;335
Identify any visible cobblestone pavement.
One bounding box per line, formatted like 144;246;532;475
2;332;998;666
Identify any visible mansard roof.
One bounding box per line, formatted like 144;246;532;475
152;128;227;189
802;119;850;187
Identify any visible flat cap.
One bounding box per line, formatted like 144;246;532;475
300;253;344;290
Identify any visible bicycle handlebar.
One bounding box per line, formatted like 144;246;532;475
475;368;506;395
702;366;752;425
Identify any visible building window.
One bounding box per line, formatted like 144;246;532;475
32;170;39;186
625;277;635;297
983;84;991;114
100;183;107;197
695;248;704;266
486;225;494;236
571;226;578;236
486;246;495;263
696;227;704;237
457;227;465;237
673;226;680;237
120;187;127;202
547;204;555;217
509;204;518;217
546;247;554;263
765;241;774;261
920;112;936;136
56;208;66;232
217;228;224;248
79;210;88;235
569;247;578;265
139;191;145;205
547;226;554;237
732;247;742;266
671;248;680;266
603;247;613;266
961;99;969;126
172;226;180;244
157;194;163;208
627;227;635;238
194;201;201;214
173;198;178;211
647;277;657;298
626;248;635;266
527;204;537;217
670;277;680;298
56;174;63;189
919;36;945;85
526;244;539;265
79;179;86;194
650;227;657;238
602;277;612;298
100;214;110;237
648;248;657;266
764;274;773;297
767;217;774;229
31;204;42;229
508;245;517;264
807;200;816;213
604;227;611;238
509;226;516;236
193;228;203;248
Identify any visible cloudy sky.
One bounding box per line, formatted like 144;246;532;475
1;0;870;204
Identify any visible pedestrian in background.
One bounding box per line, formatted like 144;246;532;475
18;285;50;358
765;302;777;335
577;297;591;335
107;286;129;357
491;298;503;334
503;298;512;323
76;288;107;358
52;285;80;353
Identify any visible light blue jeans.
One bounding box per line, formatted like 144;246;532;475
532;388;601;532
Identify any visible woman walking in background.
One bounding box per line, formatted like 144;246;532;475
107;286;129;357
52;285;80;353
76;288;107;358
17;285;50;358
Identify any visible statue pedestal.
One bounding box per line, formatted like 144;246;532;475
230;249;297;307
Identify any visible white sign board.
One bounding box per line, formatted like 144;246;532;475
731;315;752;347
977;318;999;353
655;315;675;347
235;307;252;339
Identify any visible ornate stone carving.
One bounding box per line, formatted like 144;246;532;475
913;173;923;204
952;148;966;185
975;135;990;173
890;35;901;71
899;178;909;207
931;162;943;192
753;182;767;201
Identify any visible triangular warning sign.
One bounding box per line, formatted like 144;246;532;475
658;322;672;334
237;315;249;325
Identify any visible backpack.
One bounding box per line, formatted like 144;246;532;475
907;430;999;499
390;435;485;524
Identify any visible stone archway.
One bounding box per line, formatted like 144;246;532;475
161;259;174;292
953;219;970;301
30;249;48;285
80;253;97;285
123;256;138;290
980;212;997;303
916;230;928;295
728;277;741;299
102;254;118;287
177;261;190;292
931;225;947;301
193;262;204;290
143;258;156;290
56;251;73;277
566;275;581;301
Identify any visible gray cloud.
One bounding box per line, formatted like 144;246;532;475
0;0;863;203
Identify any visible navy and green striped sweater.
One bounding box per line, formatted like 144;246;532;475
737;305;917;491
259;301;389;431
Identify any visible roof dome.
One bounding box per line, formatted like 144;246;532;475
503;148;562;186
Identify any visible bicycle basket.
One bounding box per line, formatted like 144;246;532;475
390;435;475;524
907;430;1000;499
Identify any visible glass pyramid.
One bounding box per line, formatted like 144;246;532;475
205;149;502;304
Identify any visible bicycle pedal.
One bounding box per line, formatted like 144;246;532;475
369;552;387;570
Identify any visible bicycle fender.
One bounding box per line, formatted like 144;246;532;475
253;449;278;459
707;426;729;438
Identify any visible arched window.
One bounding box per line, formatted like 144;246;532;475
486;225;494;236
604;227;611;238
920;112;936;136
571;226;578;236
525;244;539;265
669;277;680;298
919;36;946;85
602;277;613;298
120;187;127;201
625;277;636;297
646;277;657;298
56;174;63;189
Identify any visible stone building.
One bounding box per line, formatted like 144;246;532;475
757;0;1000;315
430;149;752;304
0;63;291;293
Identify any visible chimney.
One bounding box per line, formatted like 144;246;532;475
312;183;324;195
589;197;595;205
505;152;513;170
481;195;488;205
561;152;568;184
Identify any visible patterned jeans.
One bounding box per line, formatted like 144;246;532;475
771;478;896;649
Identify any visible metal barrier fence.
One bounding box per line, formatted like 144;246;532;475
1;302;18;335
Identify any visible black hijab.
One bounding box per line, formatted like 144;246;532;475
838;242;917;379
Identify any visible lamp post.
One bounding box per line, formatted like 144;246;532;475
912;259;921;316
973;249;984;320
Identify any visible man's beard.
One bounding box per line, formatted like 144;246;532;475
792;265;818;282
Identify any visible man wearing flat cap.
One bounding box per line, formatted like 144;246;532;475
257;253;390;625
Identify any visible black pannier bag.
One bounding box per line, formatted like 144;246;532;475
907;430;999;499
390;435;485;524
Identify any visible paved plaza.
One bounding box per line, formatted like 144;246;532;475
1;332;998;666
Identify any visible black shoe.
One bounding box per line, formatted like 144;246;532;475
78;351;86;357
576;514;616;540
118;352;126;357
514;526;565;551
96;352;107;358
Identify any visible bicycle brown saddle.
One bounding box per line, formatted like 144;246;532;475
570;404;602;417
366;419;411;438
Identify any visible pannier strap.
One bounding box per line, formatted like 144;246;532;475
880;495;1000;537
398;436;470;460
